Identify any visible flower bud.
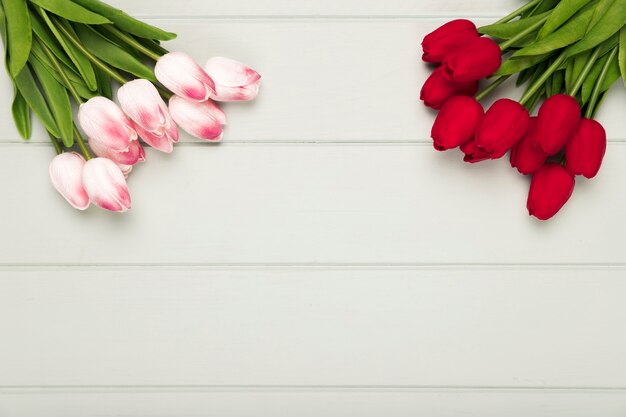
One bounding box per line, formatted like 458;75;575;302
441;37;502;82
82;157;132;212
420;66;479;110
510;117;548;175
475;98;529;159
421;19;479;63
431;95;484;151
460;138;492;163
168;96;226;141
205;57;261;102
565;118;606;179
536;94;581;155
89;137;146;166
527;163;575;220
49;152;90;210
155;52;216;101
118;79;179;154
78;97;137;153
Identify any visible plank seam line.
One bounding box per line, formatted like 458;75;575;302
134;15;512;21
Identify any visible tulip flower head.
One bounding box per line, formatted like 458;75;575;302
441;37;502;82
169;95;226;141
527;163;575;220
89;137;146;166
118;79;179;153
155;52;216;102
78;97;138;153
565;118;606;179
475;98;530;159
49;152;90;210
421;19;479;63
431;95;484;151
205;57;261;102
420;66;479;110
536;94;581;155
460;138;493;163
82;157;132;212
510;117;548;175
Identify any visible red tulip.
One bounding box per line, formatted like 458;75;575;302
420;66;479;110
421;19;479;63
431;95;484;151
441;37;502;82
475;98;529;159
536;94;581;155
527;163;575;220
565;118;606;179
510;117;548;175
460;138;492;163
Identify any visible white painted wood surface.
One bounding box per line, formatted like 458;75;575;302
1;0;626;415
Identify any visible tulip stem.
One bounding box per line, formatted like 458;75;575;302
475;75;510;101
499;14;549;52
585;47;618;119
519;51;567;107
494;0;543;24
48;133;63;155
51;16;130;85
74;126;93;161
37;37;84;105
100;25;162;61
568;47;601;97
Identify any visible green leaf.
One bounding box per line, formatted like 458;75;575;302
30;47;96;100
38;8;97;90
29;0;110;24
74;24;156;81
617;27;626;87
70;0;176;41
529;0;562;16
30;53;74;146
538;0;592;39
581;52;609;102
94;65;112;99
479;11;550;39
599;54;621;90
513;5;596;56
1;0;31;76
551;69;565;93
495;53;552;75
11;90;31;139
565;0;626;56
13;64;60;137
565;57;575;90
30;11;75;69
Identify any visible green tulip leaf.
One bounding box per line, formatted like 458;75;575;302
565;0;626;57
551;69;565;93
479;11;550;39
495;53;552;75
620;27;626;85
11;90;31;140
581;53;609;102
70;0;176;41
30;47;96;100
74;24;156;81
2;0;31;76
599;54;621;91
538;0;592;39
529;0;562;16
29;0;110;24
13;64;60;137
30;11;77;69
513;5;596;56
94;65;112;99
30;53;74;146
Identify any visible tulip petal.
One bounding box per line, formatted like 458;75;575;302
89;137;146;166
205;57;261;101
118;79;177;134
169;96;226;141
78;97;138;152
83;157;132;212
155;52;216;101
49;152;90;210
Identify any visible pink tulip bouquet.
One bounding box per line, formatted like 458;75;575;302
0;0;260;212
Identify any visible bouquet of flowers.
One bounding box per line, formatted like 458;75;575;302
420;0;625;220
0;0;260;212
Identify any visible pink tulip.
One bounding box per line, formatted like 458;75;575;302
82;157;132;212
49;152;90;210
117;163;133;178
118;79;179;153
205;57;261;101
89;137;146;166
168;95;226;141
78;97;138;153
155;52;216;101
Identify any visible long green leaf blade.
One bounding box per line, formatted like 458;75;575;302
13;64;60;137
619;26;626;85
2;0;31;76
70;0;176;41
11;89;31;139
495;53;552;75
565;0;626;56
29;0;110;24
479;11;550;39
538;0;591;39
30;11;75;69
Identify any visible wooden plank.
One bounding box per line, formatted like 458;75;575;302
1;267;626;387
1;20;624;143
1;144;626;265
1;388;626;417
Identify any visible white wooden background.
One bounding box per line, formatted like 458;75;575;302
1;0;626;415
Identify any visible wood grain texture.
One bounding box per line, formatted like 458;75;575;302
1;19;624;143
1;267;626;387
1;388;626;417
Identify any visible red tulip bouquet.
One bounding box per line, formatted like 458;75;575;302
420;0;625;220
0;0;260;211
